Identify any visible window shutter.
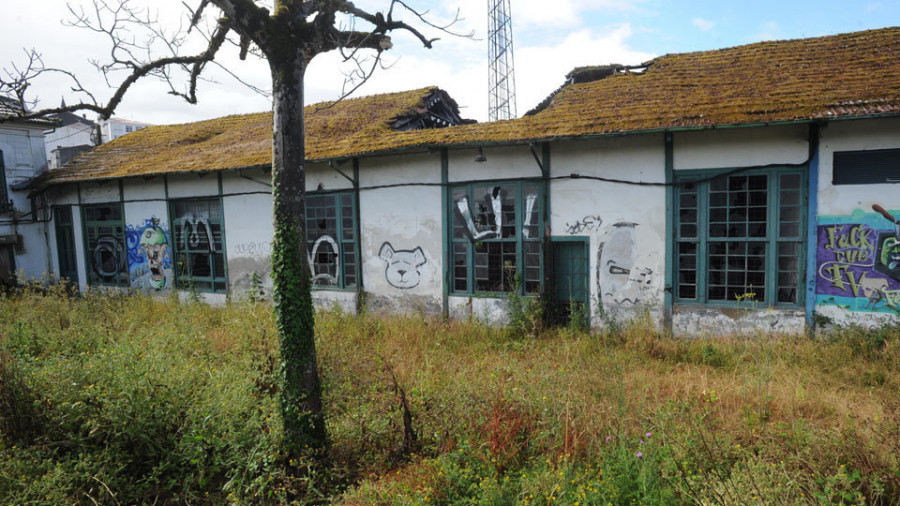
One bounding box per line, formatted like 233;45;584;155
833;149;900;185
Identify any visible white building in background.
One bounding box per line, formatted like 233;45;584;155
99;117;152;143
44;100;98;169
0;97;52;287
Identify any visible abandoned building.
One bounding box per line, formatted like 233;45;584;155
5;26;900;333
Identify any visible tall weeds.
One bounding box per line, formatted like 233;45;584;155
1;288;899;504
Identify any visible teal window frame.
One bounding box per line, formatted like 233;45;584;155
305;191;358;290
82;203;129;287
675;166;807;307
169;197;228;293
53;206;79;284
449;179;543;295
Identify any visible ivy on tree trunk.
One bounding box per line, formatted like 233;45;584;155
269;53;327;453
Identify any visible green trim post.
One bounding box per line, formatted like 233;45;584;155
0;151;9;212
218;172;229;297
441;149;450;319
353;158;365;314
541;143;552;305
805;123;821;328
664;133;674;331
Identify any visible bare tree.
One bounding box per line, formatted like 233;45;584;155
1;0;468;459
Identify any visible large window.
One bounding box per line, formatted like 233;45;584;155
170;198;227;293
83;203;128;286
450;181;542;294
675;168;806;305
305;192;357;288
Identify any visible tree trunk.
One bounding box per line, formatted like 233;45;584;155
269;51;327;456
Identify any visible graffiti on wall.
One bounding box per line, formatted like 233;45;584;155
125;217;173;290
309;235;340;286
565;215;603;235
93;237;126;280
232;241;272;256
379;242;426;289
816;204;900;312
180;213;216;252
454;187;539;240
596;222;654;308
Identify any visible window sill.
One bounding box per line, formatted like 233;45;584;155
449;291;540;298
311;286;357;293
673;301;804;312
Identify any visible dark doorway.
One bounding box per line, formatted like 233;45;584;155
547;238;590;327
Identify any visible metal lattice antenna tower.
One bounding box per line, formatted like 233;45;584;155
487;0;516;121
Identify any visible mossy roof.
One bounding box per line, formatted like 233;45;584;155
43;26;900;186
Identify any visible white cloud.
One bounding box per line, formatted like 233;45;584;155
753;20;781;41
692;17;715;32
2;1;651;125
514;24;655;115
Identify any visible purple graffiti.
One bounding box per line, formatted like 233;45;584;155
816;223;900;309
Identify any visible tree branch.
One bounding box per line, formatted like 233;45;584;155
208;0;273;53
1;19;232;122
167;19;232;104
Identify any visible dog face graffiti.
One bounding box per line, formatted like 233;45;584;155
379;242;426;289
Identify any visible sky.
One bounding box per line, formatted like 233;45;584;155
3;0;900;125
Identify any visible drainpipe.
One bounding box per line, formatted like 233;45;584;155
42;194;52;278
664;133;674;332
804;123;822;331
353;158;365;314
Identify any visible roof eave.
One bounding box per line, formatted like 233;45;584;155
36;110;900;188
311;111;900;163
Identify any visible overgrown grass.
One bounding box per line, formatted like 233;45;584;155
1;287;899;504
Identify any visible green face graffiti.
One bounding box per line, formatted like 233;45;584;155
880;236;900;271
139;226;169;289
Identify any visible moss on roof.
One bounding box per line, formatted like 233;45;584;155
44;26;900;186
44;87;441;185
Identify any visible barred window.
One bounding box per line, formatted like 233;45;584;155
451;181;542;294
305;192;357;288
83;203;128;287
170;198;227;293
676;168;805;305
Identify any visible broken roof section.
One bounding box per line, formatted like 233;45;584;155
391;89;474;131
41;87;470;186
39;26;900;186
517;26;900;134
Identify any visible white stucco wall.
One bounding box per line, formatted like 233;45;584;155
812;117;900;326
44;122;95;168
359;152;443;314
550;135;667;327
78;180;121;204
448;144;544;182
222;168;274;299
674;124;809;170
1;124;50;283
